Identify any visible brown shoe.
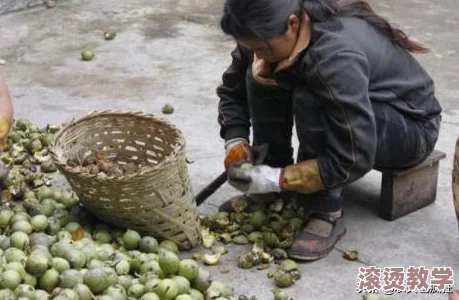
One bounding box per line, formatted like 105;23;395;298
218;193;280;212
288;213;346;261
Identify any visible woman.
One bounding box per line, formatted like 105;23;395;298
216;0;442;261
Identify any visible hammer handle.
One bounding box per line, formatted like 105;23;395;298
195;171;227;206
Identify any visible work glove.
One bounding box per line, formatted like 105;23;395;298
0;115;10;151
224;138;253;171
228;162;282;194
228;159;325;195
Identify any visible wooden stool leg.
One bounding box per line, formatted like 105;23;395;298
379;160;441;221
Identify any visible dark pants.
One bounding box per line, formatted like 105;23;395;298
246;73;441;212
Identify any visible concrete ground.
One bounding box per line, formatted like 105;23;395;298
1;0;458;299
0;0;46;15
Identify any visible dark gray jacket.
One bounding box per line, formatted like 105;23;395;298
217;16;442;188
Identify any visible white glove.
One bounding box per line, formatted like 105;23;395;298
228;163;283;194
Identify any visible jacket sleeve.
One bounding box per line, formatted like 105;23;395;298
308;50;377;188
216;44;251;142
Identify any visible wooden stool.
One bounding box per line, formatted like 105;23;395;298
374;150;446;221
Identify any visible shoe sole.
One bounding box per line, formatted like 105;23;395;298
287;228;347;261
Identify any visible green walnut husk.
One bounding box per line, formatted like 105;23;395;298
122;229;141;250
159;240;179;254
238;253;257;270
273;288;290;300
83;268;110;294
263;232;280;248
161;104;174;114
199;194;307;290
271;248;288;260
154;278;179;299
201;229;216;249
178;259;199;280
81;50;95;61
249;211;266;229
40;160;56;173
139;236;158;253
230;197;248;213
212;244;228;255
191;268;211;292
343;250;359;261
274;271;294;288
280;259;298;272
232;235;249;245
248;231;263;243
219;233;232;244
158;249;180;274
104;30;117;40
203;253;221;266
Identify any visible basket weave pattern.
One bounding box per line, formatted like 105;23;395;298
50;111;201;249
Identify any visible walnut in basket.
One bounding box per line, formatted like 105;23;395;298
66;150;140;177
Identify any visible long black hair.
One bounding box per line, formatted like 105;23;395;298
220;0;428;53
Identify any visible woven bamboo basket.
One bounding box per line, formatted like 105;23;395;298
49;111;201;249
454;137;459;231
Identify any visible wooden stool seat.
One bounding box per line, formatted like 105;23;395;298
374;149;446;221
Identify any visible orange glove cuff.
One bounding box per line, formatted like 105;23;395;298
281;159;324;194
224;142;252;171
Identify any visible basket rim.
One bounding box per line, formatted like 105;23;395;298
49;110;186;180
